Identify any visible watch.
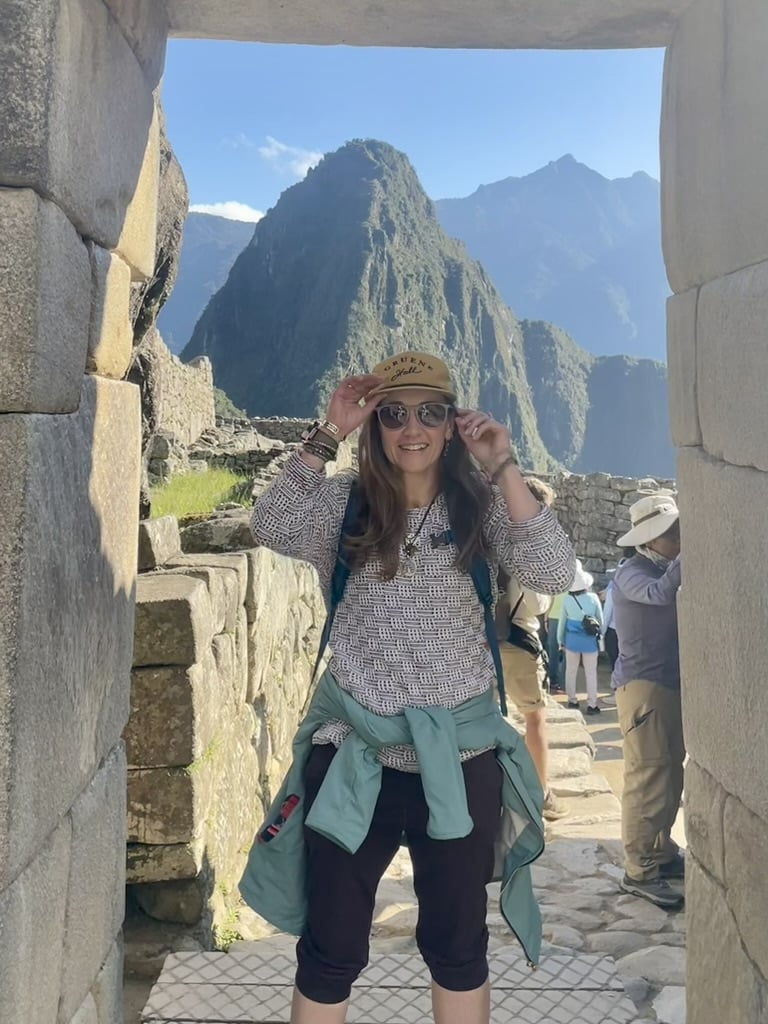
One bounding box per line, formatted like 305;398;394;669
302;420;342;445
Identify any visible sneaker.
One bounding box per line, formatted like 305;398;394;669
566;699;580;710
619;874;684;909
600;694;617;708
549;683;564;694
658;853;686;880
585;704;601;716
542;789;568;821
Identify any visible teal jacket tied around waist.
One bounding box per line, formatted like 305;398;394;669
239;671;545;966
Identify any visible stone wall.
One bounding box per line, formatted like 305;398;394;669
661;1;768;1019
126;498;328;956
143;328;215;447
547;472;675;586
0;3;161;1020
247;417;315;445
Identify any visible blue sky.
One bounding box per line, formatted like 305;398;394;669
161;41;664;222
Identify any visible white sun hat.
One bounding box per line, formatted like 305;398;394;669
618;492;679;548
570;559;593;592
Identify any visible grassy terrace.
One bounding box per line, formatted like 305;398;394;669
150;468;250;520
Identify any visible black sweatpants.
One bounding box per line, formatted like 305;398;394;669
295;744;503;1004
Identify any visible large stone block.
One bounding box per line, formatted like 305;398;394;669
661;0;768;291
0;376;140;887
723;795;768;979
162;565;239;635
126;841;200;884
0;0;156;267
115;101;160;279
166;0;692;47
103;0;169;85
0;817;71;1024
125;658;217;769
686;858;767;1024
137;516;181;571
87;245;133;379
68;993;98;1024
0;188;91;413
127;762;215;845
666;287;701;447
90;937;123;1024
684;759;725;885
677;447;768;822
166;552;248;608
697;261;768;472
59;744;127;1024
133;574;214;667
133;878;204;925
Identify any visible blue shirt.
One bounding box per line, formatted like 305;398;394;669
611;554;681;690
557;592;603;653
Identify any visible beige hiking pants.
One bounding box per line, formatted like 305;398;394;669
616;679;685;882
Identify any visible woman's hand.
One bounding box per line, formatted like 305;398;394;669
455;409;513;472
325;375;383;438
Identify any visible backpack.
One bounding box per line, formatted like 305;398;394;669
312;481;509;716
573;595;601;638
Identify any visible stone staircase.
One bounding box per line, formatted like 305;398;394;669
141;943;644;1023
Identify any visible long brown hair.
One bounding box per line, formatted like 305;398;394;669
344;408;492;578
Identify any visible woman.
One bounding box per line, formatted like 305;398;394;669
240;351;575;1024
557;561;603;714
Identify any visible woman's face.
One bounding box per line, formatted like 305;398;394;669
375;387;453;477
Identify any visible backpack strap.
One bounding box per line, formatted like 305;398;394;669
311;480;362;681
469;552;508;717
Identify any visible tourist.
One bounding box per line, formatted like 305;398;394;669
612;493;684;909
557;561;603;714
239;351;575;1024
601;570;620;671
545;590;566;693
497;478;567;821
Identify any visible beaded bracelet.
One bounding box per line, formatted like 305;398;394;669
302;440;336;462
490;453;518;484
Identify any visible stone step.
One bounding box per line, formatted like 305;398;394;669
142;946;644;1023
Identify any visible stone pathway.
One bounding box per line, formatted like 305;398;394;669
135;674;687;1024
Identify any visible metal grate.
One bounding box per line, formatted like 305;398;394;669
143;947;641;1023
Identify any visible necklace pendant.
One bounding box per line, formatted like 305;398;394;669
403;542;416;557
400;555;416;577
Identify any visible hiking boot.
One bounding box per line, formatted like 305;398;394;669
658;853;686;880
542;789;568;821
566;699;580;710
585;704;601;716
620;875;684;909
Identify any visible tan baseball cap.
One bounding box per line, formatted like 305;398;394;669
368;351;457;401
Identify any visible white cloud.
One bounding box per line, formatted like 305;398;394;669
258;136;323;179
190;201;264;223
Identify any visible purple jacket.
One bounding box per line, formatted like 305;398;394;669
611;553;681;691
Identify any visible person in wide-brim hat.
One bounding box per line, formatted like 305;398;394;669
617;492;679;549
610;490;684;911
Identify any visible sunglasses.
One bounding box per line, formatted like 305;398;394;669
376;402;453;430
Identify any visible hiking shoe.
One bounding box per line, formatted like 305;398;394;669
620;875;684;909
566;699;580;710
542;789;568;821
585;704;601;716
658;853;686;880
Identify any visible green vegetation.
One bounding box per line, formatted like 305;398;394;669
214;386;247;419
150;468;249;520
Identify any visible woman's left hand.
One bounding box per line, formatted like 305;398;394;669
455;409;513;472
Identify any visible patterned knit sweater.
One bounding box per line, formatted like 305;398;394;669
251;452;575;770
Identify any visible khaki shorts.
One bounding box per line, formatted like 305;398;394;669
500;641;546;714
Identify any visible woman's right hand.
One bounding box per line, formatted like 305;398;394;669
325;375;384;438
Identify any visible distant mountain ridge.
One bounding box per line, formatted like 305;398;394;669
182;140;672;477
158;212;255;353
435;155;669;361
